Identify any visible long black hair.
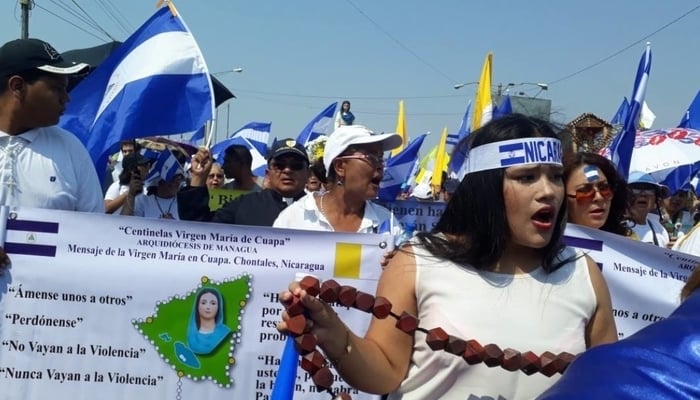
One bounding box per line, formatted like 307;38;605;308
414;114;570;273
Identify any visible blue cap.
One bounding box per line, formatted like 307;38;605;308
628;171;670;198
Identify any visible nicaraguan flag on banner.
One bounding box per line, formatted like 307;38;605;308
378;133;427;200
60;7;215;181
228;121;271;156
210;135;268;177
609;43;651;180
4;219;59;258
142;148;184;187
296;102;337;146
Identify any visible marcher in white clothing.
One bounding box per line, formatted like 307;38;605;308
104;153;151;214
626;171;670;248
277;115;617;400
0;38;101;212
274;124;402;234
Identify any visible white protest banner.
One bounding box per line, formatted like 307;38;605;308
563;224;698;338
0;208;389;400
379;200;698;338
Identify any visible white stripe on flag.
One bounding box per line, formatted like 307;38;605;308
94;31;205;124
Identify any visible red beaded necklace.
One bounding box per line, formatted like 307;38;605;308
282;276;578;399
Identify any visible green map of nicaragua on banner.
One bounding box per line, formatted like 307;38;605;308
133;275;252;386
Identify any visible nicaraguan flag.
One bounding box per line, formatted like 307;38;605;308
448;100;471;176
60;7;215;182
296;102;337;146
378;133;427;200
609;44;651;180
210;135;267;176
492;95;512;119
678;90;700;129
227;121;271;156
611;97;630;126
4;219;59;257
143;148;184;187
498;142;527;166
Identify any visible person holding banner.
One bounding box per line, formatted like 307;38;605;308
278;114;617;399
273;125;402;234
563;152;631;235
0;38;103;212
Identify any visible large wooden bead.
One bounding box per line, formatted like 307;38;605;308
501;348;521;371
285;295;305;317
482;344;504;367
301;351;326;375
445;336;467;356
286;314;308;336
425;327;449;351
354;291;375;312
299;276;321;297
312;367;334;390
371;297;392;319
395;311;419;334
294;333;317;355
338;286;357;307
539;351;559;377
319;279;341;303
463;340;485;365
520;351;541;375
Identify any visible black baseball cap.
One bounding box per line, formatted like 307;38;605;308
0;38;89;78
267;138;309;163
122;153;151;172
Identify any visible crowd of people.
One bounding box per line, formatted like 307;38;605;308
1;37;699;399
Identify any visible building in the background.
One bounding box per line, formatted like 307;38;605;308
493;94;552;121
564;113;616;155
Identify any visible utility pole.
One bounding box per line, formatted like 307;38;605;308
19;0;32;39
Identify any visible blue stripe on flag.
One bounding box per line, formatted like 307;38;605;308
7;219;59;234
5;243;57;257
562;235;604;251
499;143;523;152
500;157;525;166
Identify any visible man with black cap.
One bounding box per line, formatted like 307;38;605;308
178;139;309;226
0;38;103;212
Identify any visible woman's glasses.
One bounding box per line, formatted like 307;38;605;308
271;160;307;171
567;181;613;202
338;154;385;169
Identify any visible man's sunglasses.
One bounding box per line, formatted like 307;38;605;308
567;181;613;202
271;160;307;171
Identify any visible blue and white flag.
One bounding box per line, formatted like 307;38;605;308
142;148;184;187
492;95;512;119
378;133;427;200
228;121;271;156
296;102;337;146
448;100;472;176
610;97;630;126
60;7;215;182
188;125;206;145
609;44;651;180
210;134;268;177
679;90;700;129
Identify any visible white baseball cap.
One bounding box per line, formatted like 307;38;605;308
323;125;402;172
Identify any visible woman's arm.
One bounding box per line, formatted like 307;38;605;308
280;248;417;394
584;255;618;347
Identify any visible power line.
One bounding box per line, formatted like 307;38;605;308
549;4;700;86
95;0;131;36
67;0;118;41
46;0;104;34
342;0;457;84
232;88;463;100
33;2;108;42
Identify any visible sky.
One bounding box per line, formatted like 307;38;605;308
2;0;700;151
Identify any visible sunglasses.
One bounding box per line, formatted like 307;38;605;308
630;188;656;196
207;173;224;179
338;154;385;169
271;160;307;171
567;181;613;202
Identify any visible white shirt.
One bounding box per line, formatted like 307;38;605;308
273;192;401;234
104;181;129;214
629;217;669;248
0;126;103;212
133;194;180;220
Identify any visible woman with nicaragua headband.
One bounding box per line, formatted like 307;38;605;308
276;114;617;399
562;152;632;235
273;125;402;234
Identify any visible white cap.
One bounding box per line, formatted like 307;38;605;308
323;125;402;173
411;183;433;200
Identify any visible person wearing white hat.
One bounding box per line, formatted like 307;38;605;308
273;125;402;234
626;171;670;247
